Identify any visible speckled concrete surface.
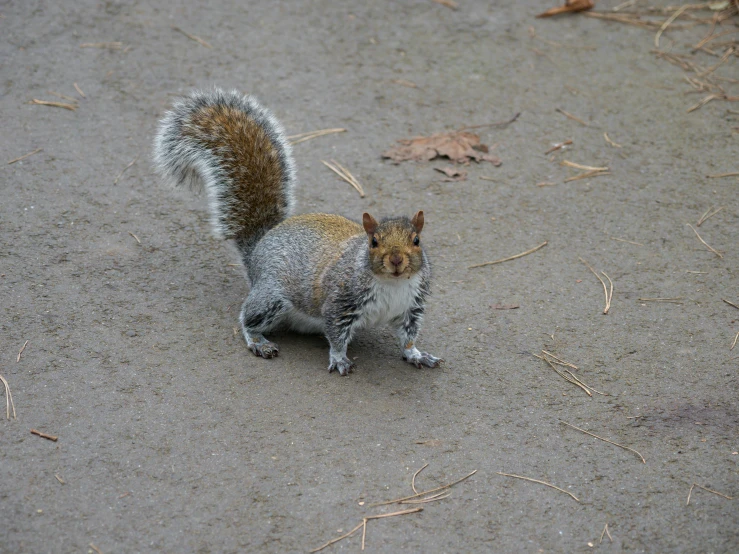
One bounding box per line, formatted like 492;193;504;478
1;1;738;552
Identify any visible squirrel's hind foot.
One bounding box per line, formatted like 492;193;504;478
246;334;280;359
403;351;442;369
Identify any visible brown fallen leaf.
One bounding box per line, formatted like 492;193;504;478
415;439;442;447
491;304;520;310
537;0;594;18
383;131;502;165
434;166;468;181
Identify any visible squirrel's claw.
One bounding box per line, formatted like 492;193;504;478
249;341;279;359
403;352;442;369
328;357;355;376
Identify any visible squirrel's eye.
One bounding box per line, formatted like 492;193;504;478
371;237;378;248
413;236;420;246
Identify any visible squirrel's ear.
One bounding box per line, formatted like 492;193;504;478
362;213;378;235
411;210;424;233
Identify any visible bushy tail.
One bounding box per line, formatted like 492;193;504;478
153;88;295;253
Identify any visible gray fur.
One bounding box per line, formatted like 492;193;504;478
154;89;440;374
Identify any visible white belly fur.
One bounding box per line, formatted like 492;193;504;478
361;274;421;328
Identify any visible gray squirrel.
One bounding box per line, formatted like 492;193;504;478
153;88;441;375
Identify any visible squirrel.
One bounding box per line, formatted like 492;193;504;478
153;88;442;375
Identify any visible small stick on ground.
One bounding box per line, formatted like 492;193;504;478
686;223;723;258
687;93;719;113
541;350;578;370
31;429;58;442
361;508;424;550
654;4;692;48
497;472;579;502
172;26;212;48
89;543;104;554
579;258;612;314
371;470;477;507
401;492;451;504
458;111;521;131
8;148;43;165
17;340;29;362
287;128;346;144
411;463;428;494
0;374;17;420
604;132;622;147
468;241;547;269
611;237;644;246
707;172;739;178
686;483;733;505
697;206;724;227
73;83;86;98
49;91;79;103
638;297;684;304
545;139;572;155
537;181;556;187
723;299;739;310
321;160;365;197
55;474;66;485
534;354;592;396
561;160;608;172
30;99;77;111
561;421;646;463
113;155;139;185
731;331;739;351
556;107;589;126
128;232;141;245
600;523;613;544
564;170;610;183
310;521;365;553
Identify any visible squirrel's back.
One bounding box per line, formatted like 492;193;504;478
153;89;295;252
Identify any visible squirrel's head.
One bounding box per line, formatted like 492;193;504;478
363;211;425;280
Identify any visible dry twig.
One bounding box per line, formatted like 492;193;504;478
371;470;477;507
611;237;644;246
697;206;724;226
723;299;739;310
89;543;104;554
686;483;733;505
411;463;428;494
31;429;58;441
564;170;610;182
731;331;739;351
579;257;612;314
30;99;77;111
686;223;723;258
17;340;29;362
128;232;141;244
288;128;346;144
534;353;592;396
545;139;573;155
113;155;139;185
73;83;86;98
561;421;646;463
468;241;547;269
172;26;212;48
8;148;43;165
600;523;613;543
55;474;66;484
497;472;579;502
655;4;694;48
321;160;365;197
556;107;589;126
562;160;608;172
604;132;622;147
706;171;739;178
0;374;17;420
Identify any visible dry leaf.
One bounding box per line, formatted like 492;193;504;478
491;304;520;310
383;131;502;165
536;0;594;18
415;439;442;446
434;166;468;181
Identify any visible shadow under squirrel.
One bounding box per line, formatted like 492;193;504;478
154;88;441;375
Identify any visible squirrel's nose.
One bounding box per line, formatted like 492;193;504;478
390;254;403;267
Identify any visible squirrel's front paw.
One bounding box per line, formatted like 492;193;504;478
328;357;355;376
403;351;443;369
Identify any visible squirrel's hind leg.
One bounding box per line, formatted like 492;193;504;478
240;290;288;359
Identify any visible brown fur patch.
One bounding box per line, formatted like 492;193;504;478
184;105;288;241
